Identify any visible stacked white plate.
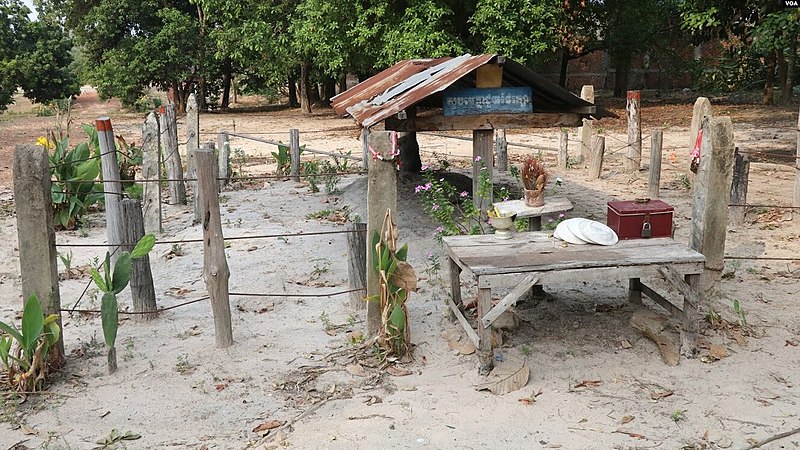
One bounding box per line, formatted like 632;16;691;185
553;218;619;246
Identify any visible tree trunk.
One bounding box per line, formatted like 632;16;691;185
612;57;631;98
221;59;232;109
299;63;312;114
309;81;321;106
558;47;569;88
322;77;336;106
763;49;776;105
198;76;207;110
172;81;187;115
784;36;797;105
338;74;347;94
778;47;788;101
287;72;299;108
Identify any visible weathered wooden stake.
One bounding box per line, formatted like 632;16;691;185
795;106;800;215
690;116;735;296
13;145;65;367
589;135;605;180
366;131;398;337
290;128;301;181
159;104;186;204
121;199;157;320
648;130;663;199
557;130;568;170
217;131;230;188
729;148;750;227
690;97;713;151
578;85;594;165
347;222;367;310
625;90;642;173
494;129;508;172
142;112;162;234
97;117;125;263
473;130;493;210
187;94;201;222
361;127;370;170
196;147;233;348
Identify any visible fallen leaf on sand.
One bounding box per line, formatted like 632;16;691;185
386;365;413;377
574;380;602;389
708;344;729;360
614;429;646;439
346;363;368;377
518;389;543;405
252;420;284;434
448;340;476;355
785;339;798;347
20;424;39;435
476;365;529;395
620;339;632;349
650;390;673;400
621;415;635;424
215;383;227;391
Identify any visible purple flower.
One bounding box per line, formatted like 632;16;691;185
427;251;433;258
421;164;429;171
425;182;433;190
474;156;482;162
460;191;468;197
432;204;440;211
435;226;444;233
559;213;565;219
503;197;509;202
415;185;424;193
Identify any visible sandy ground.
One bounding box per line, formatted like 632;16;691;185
0;89;799;450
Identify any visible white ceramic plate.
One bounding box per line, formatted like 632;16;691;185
578;220;619;246
554;219;588;245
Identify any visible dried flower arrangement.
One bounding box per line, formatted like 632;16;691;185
520;156;548;207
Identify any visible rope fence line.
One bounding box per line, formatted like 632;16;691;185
64;287;366;316
56;228;368;249
50;171;368;185
724;256;799;261
227;131;362;162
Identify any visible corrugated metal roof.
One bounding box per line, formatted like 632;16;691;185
330;53;613;128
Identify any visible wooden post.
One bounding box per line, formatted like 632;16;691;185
625;90;642;173
159;104;186;205
196;147;233;348
494;129;508;172
142;112;162;234
472;62;502;211
97;117;125;264
578;85;594;165
729;148;750;227
121;199;157;320
366;131;398;337
217;131;230;188
690;97;713;151
13;145;65;367
290;128;301;181
588;135;605;180
477;287;493;375
648;130;663;199
347;222;367;310
690;117;735;301
557;130;568;170
187;94;201;222
795;106;800;215
361;127;370;170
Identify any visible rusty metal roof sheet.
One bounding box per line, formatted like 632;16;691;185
331;53;613;128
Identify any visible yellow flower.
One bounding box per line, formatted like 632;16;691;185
36;137;48;147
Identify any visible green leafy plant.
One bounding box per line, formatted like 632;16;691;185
90;234;156;373
367;210;417;357
272;143;292;176
321;160;340;194
671;409;686;422
58;250;73;276
302;160;320;193
232;147;249;177
0;294;61;392
733;299;747;327
46;126;104;230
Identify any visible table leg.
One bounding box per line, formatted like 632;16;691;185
449;257;462;308
628;278;642;305
477;287;494;376
527;216;542;231
680;273;700;358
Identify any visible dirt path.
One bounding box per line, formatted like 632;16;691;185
0;92;798;449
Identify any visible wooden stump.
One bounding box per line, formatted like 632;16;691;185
97;117;124;263
648;130;663;199
625;90;641;173
160;105;186;205
347;222;367;310
729;148;750;227
290;128;300;181
141;112;162;234
557;130;568;170
578;85;594;165
217;131;231;189
494;129;507;172
589;136;605;180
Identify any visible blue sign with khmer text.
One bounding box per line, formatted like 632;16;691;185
443;87;533;116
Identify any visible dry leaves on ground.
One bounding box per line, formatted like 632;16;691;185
574;380;602;389
346;363;368;377
476;365;530;395
252;420;284;434
386;365;412;377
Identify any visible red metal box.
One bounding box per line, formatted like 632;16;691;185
607;199;673;240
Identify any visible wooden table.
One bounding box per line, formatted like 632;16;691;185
442;232;706;375
492;195;573;231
